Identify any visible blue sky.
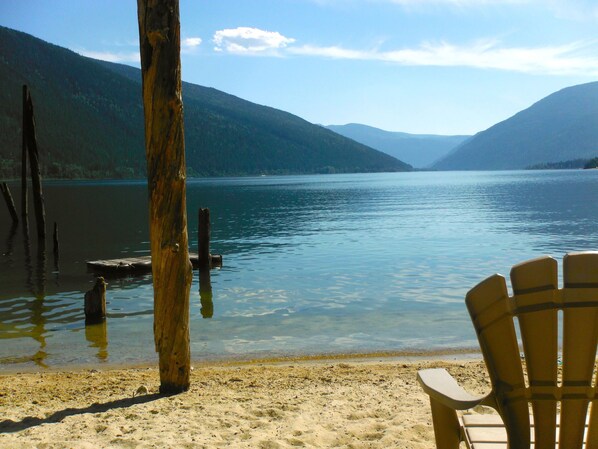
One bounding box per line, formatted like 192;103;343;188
1;0;598;135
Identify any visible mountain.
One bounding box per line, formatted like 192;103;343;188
0;26;410;179
432;82;598;170
326;123;469;168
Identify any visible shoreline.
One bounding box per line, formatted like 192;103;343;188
0;354;492;448
0;347;482;375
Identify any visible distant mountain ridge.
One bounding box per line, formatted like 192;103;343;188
326;123;469;168
0;26;410;179
432;82;598;170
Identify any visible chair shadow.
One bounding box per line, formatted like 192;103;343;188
0;393;163;434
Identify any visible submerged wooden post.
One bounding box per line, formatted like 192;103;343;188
1;183;19;224
84;277;107;324
21;85;28;219
24;90;45;239
198;208;210;270
137;0;192;394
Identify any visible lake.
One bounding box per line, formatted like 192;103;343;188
1;170;598;371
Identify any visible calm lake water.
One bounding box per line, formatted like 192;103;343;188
1;170;598;371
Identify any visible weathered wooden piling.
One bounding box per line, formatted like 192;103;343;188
1;183;19;224
53;222;59;270
24;89;45;239
198;208;223;269
53;222;59;255
84;277;107;324
21;85;28;219
198;208;211;270
138;0;192;394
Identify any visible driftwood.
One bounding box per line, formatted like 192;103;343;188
84;277;107;324
1;183;19;224
24;88;45;239
138;0;192;394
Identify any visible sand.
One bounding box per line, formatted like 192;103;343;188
0;357;493;448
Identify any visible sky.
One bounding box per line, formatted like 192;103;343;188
1;0;598;135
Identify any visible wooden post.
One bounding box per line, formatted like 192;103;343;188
24;90;45;239
137;0;192;394
22;219;33;294
1;183;19;224
84;277;107;324
52;222;59;271
21;85;28;219
198;208;210;270
53;222;59;255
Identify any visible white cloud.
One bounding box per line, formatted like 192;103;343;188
182;37;202;48
213;27;296;55
182;37;202;54
77;49;140;64
288;39;598;76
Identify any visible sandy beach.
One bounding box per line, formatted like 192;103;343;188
0;356;494;448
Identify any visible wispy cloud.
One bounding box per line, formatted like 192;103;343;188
289;39;598;76
310;0;598;21
309;0;530;7
380;0;528;5
213;27;296;55
209;24;598;76
76;49;140;64
76;36;202;62
546;0;598;21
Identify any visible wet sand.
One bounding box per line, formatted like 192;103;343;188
0;355;494;448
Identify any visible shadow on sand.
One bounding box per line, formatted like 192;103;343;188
0;393;163;434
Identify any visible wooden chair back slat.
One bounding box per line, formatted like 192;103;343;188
587;401;598;448
560;253;598;448
466;274;530;447
510;256;558;449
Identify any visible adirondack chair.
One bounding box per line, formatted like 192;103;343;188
417;252;598;449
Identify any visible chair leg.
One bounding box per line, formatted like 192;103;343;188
429;397;462;449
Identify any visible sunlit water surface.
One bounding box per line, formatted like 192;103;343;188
1;170;598;370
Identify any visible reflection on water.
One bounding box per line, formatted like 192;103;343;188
85;321;108;362
199;269;214;319
3;171;598;370
4;223;17;258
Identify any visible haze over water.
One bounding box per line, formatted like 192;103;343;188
1;170;597;371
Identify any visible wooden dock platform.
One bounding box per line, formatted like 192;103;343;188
87;253;222;275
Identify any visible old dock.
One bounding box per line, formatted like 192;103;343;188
87;253;222;275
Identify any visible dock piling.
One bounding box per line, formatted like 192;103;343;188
1;182;19;224
84;277;107;324
198;208;211;270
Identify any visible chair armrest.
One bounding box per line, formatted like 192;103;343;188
417;368;493;411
